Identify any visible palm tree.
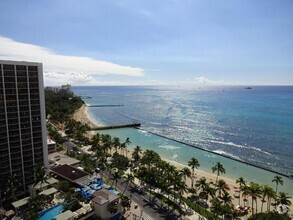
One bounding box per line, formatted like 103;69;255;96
132;145;142;163
212;162;225;183
122;173;135;194
195;177;209;194
101;134;112;154
188;157;200;187
236;177;246;205
248;182;261;215
272;175;283;194
266;187;276;212
210;197;223;219
260;185;273;213
276;192;292;206
180;167;191;182
220;191;233;219
34;163;49;190
107;201;119;214
216;179;229;197
110;171;122;188
91;133;100;151
112;137;121;154
124;137;131;157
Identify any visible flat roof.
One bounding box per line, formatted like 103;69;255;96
92;188;119;206
32;177;59;190
39;187;58;196
55;210;75;220
0;60;42;65
12;197;30;208
51;164;89;181
49;152;80;166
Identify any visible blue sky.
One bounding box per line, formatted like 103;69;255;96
0;0;292;85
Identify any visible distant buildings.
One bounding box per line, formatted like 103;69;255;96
45;84;72;94
0;60;47;202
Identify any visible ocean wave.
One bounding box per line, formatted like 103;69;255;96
158;145;181;150
172;154;178;159
209;140;274;157
213;150;241;160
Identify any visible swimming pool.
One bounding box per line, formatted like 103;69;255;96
38;203;64;220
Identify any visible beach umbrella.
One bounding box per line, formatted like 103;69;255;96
233;186;238;190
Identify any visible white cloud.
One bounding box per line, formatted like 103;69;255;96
0;36;144;85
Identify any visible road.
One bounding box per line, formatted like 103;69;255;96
99;171;181;220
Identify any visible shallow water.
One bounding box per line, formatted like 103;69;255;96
73;86;293;194
98;127;293;195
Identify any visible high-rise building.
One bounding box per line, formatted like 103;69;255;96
0;60;48;201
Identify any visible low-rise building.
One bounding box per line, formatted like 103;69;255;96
92;189;121;220
47;137;57;153
48;152;80;167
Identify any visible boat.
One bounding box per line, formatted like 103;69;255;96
244;87;252;89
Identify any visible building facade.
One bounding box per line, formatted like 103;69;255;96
0;60;48;201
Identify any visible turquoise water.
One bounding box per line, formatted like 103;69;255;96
38;203;64;220
98;128;293;195
72;86;293;195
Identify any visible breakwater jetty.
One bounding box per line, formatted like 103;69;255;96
87;104;124;107
90;123;141;130
135;127;290;178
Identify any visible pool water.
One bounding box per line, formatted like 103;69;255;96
38;203;64;220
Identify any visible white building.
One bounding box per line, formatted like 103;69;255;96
92;189;121;220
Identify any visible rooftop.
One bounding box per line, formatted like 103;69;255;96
49;152;80;166
51;164;89;181
92;188;119;206
55;210;75;220
12;197;30;209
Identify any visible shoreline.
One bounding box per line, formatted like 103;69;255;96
74;104;292;185
74;104;293;213
136;128;290;178
72;104;99;129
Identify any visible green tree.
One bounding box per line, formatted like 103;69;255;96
212;162;225;183
34;163;49;189
248;211;291;220
248;182;262;215
272;175;283;194
132;145;142;163
216;179;229;197
121;173;135;194
107;201;119;214
236;177;246;205
188;157;200;188
276;192;291;206
112;137;121;154
111;172;122;188
180;167;191;182
260;185;273;213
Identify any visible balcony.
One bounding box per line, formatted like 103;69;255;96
16;65;26;71
18;94;29;100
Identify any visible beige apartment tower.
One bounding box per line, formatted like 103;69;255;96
0;60;47;201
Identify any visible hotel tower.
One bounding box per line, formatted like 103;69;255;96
0;60;48;201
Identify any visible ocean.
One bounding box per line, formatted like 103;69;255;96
72;86;293;194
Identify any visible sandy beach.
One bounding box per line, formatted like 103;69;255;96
74;105;293;217
73;104;99;129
